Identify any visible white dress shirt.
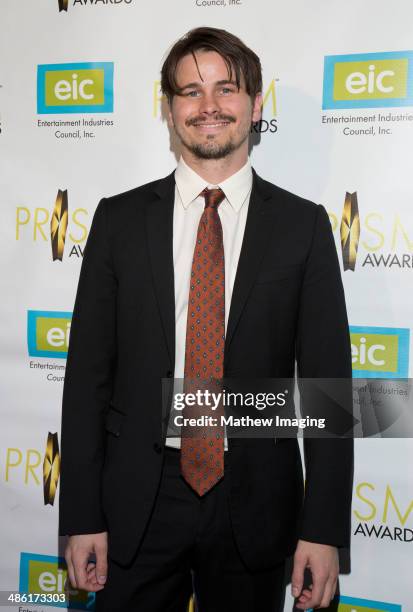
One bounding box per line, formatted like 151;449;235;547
166;155;253;450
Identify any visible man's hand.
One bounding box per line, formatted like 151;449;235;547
291;539;339;609
65;532;108;593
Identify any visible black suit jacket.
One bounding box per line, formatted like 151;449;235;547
59;168;354;570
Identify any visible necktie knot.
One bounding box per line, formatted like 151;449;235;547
201;187;225;210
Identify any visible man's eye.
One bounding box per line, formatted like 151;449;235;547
221;87;233;94
186;91;199;97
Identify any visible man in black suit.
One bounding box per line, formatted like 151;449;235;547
59;27;354;611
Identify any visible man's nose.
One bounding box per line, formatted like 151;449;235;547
198;91;221;115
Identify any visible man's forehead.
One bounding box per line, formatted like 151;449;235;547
175;51;243;87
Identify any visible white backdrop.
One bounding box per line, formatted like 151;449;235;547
0;1;412;610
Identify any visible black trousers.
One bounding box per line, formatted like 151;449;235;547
95;446;286;612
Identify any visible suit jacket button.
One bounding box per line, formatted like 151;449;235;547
153;442;162;454
166;371;173;378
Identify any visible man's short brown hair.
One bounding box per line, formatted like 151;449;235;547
161;26;262;103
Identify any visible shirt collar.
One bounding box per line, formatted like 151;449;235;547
175;156;252;212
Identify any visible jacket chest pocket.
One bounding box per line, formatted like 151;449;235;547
104;406;125;437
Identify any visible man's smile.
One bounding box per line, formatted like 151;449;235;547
190;121;232;134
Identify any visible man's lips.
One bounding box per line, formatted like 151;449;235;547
191;121;231;129
187;116;235;128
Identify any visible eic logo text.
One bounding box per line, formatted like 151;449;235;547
323;51;413;109
37;62;114;114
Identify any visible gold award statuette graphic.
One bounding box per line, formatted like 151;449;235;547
340;191;360;271
58;0;69;11
51;189;68;261
43;432;60;505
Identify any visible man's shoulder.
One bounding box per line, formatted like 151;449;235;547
102;170;175;210
253;170;319;217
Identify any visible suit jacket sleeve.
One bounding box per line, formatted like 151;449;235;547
295;203;354;548
59;197;116;536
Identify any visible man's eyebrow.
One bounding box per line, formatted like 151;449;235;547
177;82;202;91
177;79;239;91
216;80;239;87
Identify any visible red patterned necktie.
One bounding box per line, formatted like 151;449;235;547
180;187;226;496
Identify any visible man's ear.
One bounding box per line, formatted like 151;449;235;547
252;92;263;123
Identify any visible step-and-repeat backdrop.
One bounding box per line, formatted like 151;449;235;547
0;1;412;610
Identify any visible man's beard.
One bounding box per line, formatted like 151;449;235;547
175;115;250;160
188;136;240;160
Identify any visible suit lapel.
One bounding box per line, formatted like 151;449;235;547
224;169;277;369
144;167;277;372
145;171;176;366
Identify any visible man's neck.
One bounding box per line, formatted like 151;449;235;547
181;148;249;184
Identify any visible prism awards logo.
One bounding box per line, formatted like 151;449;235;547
27;311;72;359
354;480;413;543
330;193;413;271
323;51;413;110
19;553;95;609
43;433;60;505
16;189;87;261
350;326;410;378
37;62;114;114
51;189;68;261
340;191;360;271
5;432;61;506
59;0;133;11
325;595;401;611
